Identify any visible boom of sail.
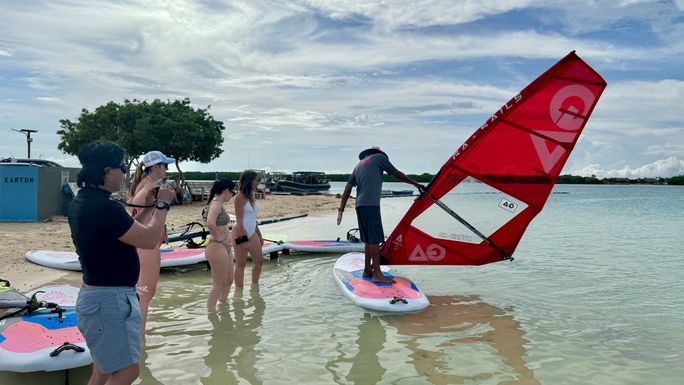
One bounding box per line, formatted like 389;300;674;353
381;51;607;265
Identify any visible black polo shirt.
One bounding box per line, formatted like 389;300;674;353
68;187;139;286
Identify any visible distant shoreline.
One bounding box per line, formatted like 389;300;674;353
169;171;684;185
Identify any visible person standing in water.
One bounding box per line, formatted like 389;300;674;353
203;179;237;310
231;170;264;287
127;150;176;338
337;147;424;283
69;140;174;385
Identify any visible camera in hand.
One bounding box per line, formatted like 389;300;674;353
156;179;177;189
234;235;249;245
153;179;177;199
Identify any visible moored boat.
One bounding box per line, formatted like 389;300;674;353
276;171;330;192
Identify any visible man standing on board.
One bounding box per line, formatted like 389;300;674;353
337;147;425;283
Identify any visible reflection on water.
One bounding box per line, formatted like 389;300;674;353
325;295;538;385
202;287;265;385
390;295;539;385
326;314;386;385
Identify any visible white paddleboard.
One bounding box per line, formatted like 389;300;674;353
261;241;284;256
0;285;92;372
332;252;429;313
26;248;208;270
282;240;365;253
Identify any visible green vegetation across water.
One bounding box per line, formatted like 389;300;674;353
169;171;684;185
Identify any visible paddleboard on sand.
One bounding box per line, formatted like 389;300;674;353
26;248;207;271
282;240;365;253
260;241;284;256
332;252;429;313
0;285;92;372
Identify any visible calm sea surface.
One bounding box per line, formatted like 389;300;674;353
4;183;683;384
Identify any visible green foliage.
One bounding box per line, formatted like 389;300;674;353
57;99;225;175
557;174;602;184
167;171;241;181
667;175;684;185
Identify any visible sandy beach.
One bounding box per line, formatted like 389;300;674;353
0;194;345;292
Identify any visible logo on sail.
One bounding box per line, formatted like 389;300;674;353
408;243;446;262
550;85;595;131
533;85;597;173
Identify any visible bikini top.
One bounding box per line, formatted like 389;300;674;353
203;201;231;226
215;207;231;226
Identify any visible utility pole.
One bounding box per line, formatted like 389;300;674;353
12;129;38;158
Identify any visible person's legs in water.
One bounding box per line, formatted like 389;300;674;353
246;235;264;285
107;363;140;385
136;247;160;341
206;240;233;310
86;363;108;385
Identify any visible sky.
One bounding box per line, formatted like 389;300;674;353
1;0;683;178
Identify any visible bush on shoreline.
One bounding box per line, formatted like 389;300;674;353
168;171;684;185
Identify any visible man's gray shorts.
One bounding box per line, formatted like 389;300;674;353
76;286;141;374
355;206;384;244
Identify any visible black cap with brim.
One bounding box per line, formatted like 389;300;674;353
359;148;387;160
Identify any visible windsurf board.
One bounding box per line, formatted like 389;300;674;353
332;252;429;313
26;248;208;271
282;240;365;253
0;285;92;372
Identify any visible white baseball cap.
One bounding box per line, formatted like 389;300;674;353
142;151;175;167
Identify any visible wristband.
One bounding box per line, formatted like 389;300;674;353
155;201;171;211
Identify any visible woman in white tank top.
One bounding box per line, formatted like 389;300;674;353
231;170;264;287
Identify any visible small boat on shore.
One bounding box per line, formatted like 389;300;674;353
381;189;414;197
276;171;331;192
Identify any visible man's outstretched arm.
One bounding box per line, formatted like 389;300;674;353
337;182;353;225
393;171;425;191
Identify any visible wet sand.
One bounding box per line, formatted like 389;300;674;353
0;194;345;292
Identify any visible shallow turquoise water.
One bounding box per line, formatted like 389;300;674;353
3;184;683;384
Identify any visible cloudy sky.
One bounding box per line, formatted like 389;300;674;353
1;0;683;177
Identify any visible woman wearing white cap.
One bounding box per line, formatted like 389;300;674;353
128;150;175;341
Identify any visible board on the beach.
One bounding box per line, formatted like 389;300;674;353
282;240;365;253
0;285;92;372
332;252;429;313
26;248;207;270
158;248;207;267
261;241;284;256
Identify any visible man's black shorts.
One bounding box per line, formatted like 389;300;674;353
355;206;384;244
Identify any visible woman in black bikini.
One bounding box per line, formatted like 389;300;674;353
204;179;237;311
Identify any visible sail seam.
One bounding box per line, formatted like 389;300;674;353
554;75;606;87
499;118;572;148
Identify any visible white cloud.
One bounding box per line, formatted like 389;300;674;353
301;0;536;29
574;156;684;178
35;96;61;102
0;49;11;56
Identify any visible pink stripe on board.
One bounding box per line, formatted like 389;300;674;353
349;278;422;299
0;322;85;353
289;241;341;247
160;249;204;260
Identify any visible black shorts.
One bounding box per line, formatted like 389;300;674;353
355;206;384;244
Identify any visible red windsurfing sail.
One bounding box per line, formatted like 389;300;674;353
382;51;607;265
